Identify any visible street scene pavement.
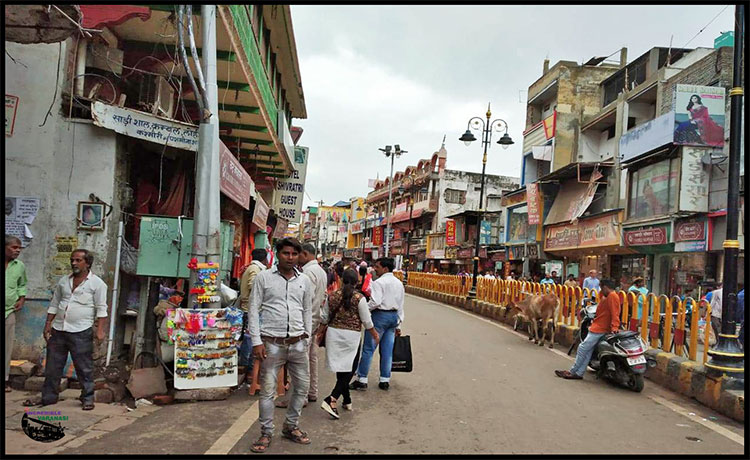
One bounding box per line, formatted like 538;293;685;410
6;294;743;455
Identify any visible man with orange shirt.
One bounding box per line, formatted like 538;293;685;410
555;279;621;380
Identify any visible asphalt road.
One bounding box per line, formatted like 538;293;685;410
56;293;744;455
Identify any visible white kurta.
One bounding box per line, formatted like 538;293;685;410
321;295;373;373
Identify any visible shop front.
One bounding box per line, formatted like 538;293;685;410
622;223;674;296
543;210;629;284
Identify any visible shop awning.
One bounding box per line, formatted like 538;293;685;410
544;181;598;226
387;208;424;224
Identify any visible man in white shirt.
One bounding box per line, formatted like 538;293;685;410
710;286;723;338
42;249;108;410
351;257;404;391
276;243;327;407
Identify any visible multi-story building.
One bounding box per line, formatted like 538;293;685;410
510;52;623;279
365;142;519;273
5;5;306;362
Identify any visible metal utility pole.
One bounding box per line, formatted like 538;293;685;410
381;144;406;257
314;199;324;259
189;5;221;308
706;4;744;377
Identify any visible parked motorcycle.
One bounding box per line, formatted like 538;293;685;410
567;298;656;392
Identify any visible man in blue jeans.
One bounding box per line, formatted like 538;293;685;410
555;279;620;380
350;257;404;391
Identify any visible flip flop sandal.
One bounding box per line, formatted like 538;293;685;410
282;427;311;444
250;435;272;453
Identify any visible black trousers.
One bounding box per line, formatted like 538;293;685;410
329;339;362;404
42;328;95;405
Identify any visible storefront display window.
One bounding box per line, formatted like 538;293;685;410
627;158;679;220
612;255;648;290
664;253;707;298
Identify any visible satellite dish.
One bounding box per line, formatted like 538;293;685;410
701;151;728;166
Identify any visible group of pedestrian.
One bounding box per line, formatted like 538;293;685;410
245;237;405;453
5;234;108;411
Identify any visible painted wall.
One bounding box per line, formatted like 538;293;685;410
5;39;119;361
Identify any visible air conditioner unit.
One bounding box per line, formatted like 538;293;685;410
138;74;175;118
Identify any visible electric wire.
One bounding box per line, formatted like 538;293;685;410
39;42;62;127
682;5;731;48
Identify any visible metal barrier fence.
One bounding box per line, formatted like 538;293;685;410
407;273;713;364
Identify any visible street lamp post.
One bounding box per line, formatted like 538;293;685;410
379;144;407;257
706;4;744;377
459;103;514;298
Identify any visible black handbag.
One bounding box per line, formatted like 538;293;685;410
391;335;413;372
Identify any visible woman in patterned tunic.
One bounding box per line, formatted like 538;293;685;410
320;269;379;418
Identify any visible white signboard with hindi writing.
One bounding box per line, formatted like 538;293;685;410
272;146;309;224
679;146;710;213
91;101;199;151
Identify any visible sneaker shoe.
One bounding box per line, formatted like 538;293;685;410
349;381;367;391
378;382;389;391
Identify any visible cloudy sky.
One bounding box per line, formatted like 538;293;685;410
289;4;735;210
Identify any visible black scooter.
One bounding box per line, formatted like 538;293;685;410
568;298;656;392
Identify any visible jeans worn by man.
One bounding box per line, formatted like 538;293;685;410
352;258;404;391
248;238;312;453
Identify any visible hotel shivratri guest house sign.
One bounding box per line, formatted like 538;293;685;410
544;212;620;251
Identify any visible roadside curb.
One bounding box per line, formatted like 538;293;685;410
405;285;744;423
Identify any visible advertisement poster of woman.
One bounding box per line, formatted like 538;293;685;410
673;84;726;147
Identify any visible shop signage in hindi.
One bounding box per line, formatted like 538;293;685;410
372;226;383;246
526;244;539;259
350;220;363;234
272;146;309;223
501;190;527;207
91;101;199;151
491;251;505;262
429;249;445;259
544;212;620;251
679;147;710;213
624;227;668;246
273;217;288;239
445;220;456;246
527;183;541;225
674;219;706;242
252;196;270;229
219;141;253;210
457;247;474;259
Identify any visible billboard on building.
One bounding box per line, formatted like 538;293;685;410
479;220;492;245
679;147;710;212
273;146;309;224
527;183;541;225
673;84;726;147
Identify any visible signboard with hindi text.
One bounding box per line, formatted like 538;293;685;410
91;102;199;151
445;220;456;246
219;141;253;210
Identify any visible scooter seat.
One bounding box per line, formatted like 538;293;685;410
614;330;639;339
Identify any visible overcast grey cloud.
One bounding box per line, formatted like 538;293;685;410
290;5;735;209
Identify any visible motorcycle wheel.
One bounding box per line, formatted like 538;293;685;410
627;374;645;392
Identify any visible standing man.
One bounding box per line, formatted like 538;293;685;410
5;235;27;392
709;284;723;339
248;238;312;453
276;243;327;407
351;257;404;391
42;249;107;409
540;273;555;285
555;279;620;380
239;248;268;386
564;274;578;290
583;269;601;294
